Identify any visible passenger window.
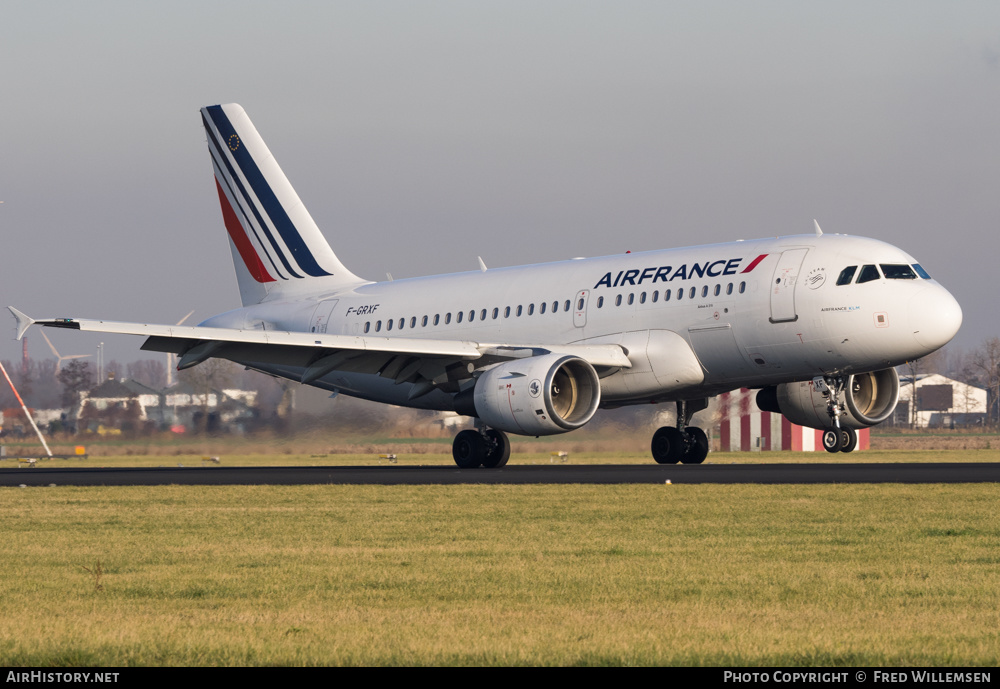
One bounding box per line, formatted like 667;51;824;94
726;283;733;295
399;318;404;329
528;303;534;315
627;293;634;305
881;264;917;280
857;265;881;284
597;296;604;308
689;287;696;299
540;302;547;315
564;300;571;312
375;321;382;332
516;305;522;317
433;314;440;325
445;313;452;324
457;311;464;323
652;291;659;303
615;294;622;306
677;288;684;300
422;315;429;326
577;298;584;310
913;264;931;279
504;306;510;318
364;322;370;333
640;292;646;304
492;308;499;319
480;309;487;321
386;319;393;331
552;301;558;313
714;284;720;296
836;266;857;286
739;282;746;293
665;289;671;301
701;286;708;298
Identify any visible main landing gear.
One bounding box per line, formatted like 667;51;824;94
814;375;859;454
650;399;710;465
452;427;511;468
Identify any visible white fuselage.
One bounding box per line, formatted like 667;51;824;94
201;233;962;412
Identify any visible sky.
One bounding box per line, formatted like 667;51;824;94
2;1;998;368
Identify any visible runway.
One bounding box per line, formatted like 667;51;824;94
2;463;1000;486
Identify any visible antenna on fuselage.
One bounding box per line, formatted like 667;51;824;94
814;219;823;236
477;257;488;272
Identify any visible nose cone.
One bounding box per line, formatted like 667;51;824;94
908;285;962;352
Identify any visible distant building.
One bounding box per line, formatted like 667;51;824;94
161;381;257;432
74;375;258;434
894;374;986;428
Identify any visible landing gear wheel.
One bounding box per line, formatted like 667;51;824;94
453;430;484;468
481;429;511;468
651;426;685;464
681;427;709;464
839;427;858;453
822;428;843;453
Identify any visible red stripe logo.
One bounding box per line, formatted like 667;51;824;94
741;254;769;273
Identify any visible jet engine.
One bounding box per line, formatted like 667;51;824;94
756;368;900;430
462;354;601;436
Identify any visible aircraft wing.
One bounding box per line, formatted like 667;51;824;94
8;308;630;392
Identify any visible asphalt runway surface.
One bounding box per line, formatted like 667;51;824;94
2;463;999;486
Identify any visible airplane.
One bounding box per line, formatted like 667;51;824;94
8;103;962;467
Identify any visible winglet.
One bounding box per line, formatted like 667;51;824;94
814;219;823;236
8;307;35;341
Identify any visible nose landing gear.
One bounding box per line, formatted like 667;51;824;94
822;425;858;453
814;375;859;454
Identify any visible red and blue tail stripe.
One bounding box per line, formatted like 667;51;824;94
203;106;325;280
201;104;363;306
213;178;276;283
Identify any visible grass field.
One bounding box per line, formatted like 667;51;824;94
1;481;998;666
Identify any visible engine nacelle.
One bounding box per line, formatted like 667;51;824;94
756;368;900;430
471;354;601;436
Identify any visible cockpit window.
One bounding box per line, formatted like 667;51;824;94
856;264;881;284
836;266;857;286
880;264;917;280
913;264;931;279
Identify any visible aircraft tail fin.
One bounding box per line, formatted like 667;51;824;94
200;104;365;306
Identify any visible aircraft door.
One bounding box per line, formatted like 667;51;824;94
573;290;589;328
769;249;808;323
310;299;339;333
